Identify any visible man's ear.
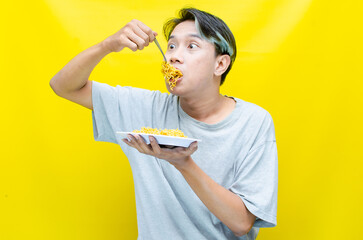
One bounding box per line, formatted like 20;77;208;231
214;54;231;77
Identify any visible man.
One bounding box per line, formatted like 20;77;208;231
50;8;278;240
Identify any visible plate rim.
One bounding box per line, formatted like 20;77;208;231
116;131;201;142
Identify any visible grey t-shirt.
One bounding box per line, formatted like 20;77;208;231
91;81;278;240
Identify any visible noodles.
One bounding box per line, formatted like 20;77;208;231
132;127;187;138
161;62;183;90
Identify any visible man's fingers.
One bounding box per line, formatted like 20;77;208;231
186;141;198;155
136;21;157;42
122;138;131;145
103;19;157;53
149;136;161;155
127;32;146;50
127;134;145;153
122;37;138;52
135;134;152;153
133;25;151;46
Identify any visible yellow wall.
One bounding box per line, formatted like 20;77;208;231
1;0;362;239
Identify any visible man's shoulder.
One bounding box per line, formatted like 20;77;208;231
235;97;272;119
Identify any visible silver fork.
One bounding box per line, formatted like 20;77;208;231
154;38;167;62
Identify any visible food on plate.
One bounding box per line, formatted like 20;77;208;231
161;62;183;90
132;127;187;138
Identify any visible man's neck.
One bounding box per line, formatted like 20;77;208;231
180;92;236;124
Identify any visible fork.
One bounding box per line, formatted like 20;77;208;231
154;38;167;62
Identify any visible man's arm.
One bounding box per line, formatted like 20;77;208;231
123;134;256;237
177;157;256;237
49;19;157;110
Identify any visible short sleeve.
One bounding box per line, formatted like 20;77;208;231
91;81;170;145
91;81;122;144
229;113;278;228
92;81;171;145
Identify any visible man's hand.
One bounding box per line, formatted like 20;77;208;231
102;19;157;53
122;134;198;170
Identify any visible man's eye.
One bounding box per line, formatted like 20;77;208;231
189;43;197;49
168;44;176;49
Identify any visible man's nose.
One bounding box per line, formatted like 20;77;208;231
168;49;184;63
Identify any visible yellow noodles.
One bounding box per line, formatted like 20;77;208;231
161;62;183;90
132;127;187;138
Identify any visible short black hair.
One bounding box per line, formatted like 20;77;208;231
163;8;237;85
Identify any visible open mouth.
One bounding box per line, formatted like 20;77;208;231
161;62;183;91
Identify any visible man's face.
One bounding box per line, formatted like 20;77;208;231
165;20;218;96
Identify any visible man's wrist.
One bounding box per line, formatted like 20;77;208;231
175;156;195;173
99;39;114;55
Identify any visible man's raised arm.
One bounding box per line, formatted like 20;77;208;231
49;19;157;110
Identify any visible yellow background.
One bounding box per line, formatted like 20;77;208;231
1;0;362;239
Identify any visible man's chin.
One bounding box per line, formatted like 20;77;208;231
168;89;181;95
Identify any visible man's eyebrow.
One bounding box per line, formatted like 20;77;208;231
169;34;203;40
